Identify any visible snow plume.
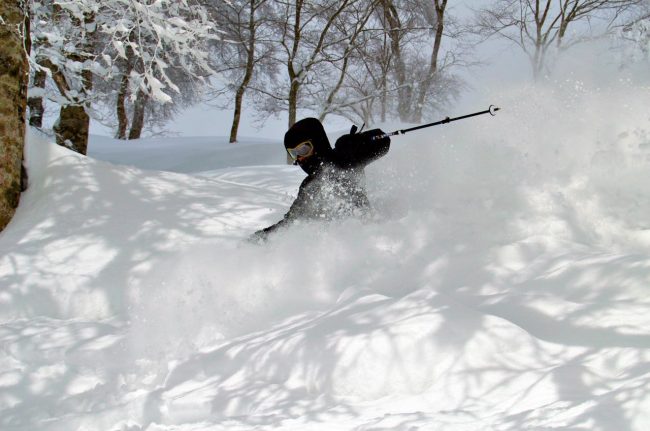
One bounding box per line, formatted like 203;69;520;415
377;77;650;252
2;76;650;429
123;76;650;380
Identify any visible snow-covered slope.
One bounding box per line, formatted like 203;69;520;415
1;81;650;431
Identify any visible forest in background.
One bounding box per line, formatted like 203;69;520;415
23;0;650;149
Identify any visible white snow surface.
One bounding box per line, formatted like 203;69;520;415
2;81;650;431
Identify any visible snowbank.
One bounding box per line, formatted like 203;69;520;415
1;79;650;430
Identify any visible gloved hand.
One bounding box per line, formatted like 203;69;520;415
360;128;390;146
335;128;390;149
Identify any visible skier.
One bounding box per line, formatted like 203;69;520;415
251;117;391;242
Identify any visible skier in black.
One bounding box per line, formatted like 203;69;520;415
251;117;391;242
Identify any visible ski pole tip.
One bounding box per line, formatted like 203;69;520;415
489;105;500;116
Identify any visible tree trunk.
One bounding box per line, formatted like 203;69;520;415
412;0;446;123
288;79;299;128
382;0;410;121
0;0;30;232
53;105;90;154
284;81;299;164
229;48;255;144
532;43;544;81
230;84;247;143
27;68;46;127
380;74;387;123
39;57;91;153
116;70;129;139
128;88;148;139
380;35;389;123
50;10;95;155
230;0;258;144
116;31;137;140
286;78;299;164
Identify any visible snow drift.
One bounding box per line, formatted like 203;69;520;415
1;79;650;430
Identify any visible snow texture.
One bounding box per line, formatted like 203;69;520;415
1;80;650;430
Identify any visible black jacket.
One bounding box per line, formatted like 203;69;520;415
254;119;390;240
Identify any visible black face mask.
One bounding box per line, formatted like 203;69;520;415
297;153;327;175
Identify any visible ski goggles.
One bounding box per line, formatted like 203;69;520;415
286;140;314;160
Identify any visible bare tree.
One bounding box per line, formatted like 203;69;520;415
229;0;266;143
213;0;467;145
475;0;642;80
330;0;466;124
209;0;274;143
346;17;393;124
411;0;447;123
316;0;380;122
618;1;650;62
380;0;411;121
0;0;30;232
268;0;359;128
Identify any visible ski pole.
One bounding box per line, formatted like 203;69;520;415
373;105;500;140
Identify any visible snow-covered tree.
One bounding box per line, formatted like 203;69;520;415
98;0;216;139
30;1;98;154
28;0;216;148
0;0;30;232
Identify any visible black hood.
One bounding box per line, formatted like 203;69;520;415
284;118;333;175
